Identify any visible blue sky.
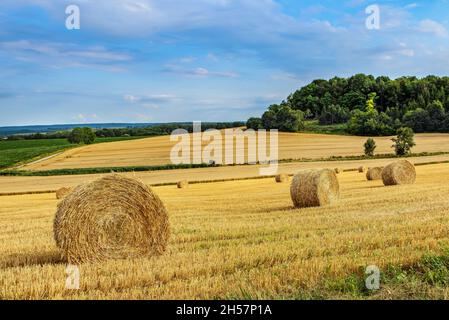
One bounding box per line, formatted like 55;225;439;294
0;0;449;126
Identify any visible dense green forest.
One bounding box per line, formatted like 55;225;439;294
247;74;449;136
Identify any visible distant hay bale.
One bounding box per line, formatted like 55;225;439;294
334;168;343;174
290;169;340;208
275;174;289;183
358;166;366;173
56;187;72;200
177;180;189;189
382;160;416;186
53;175;170;264
366;167;383;181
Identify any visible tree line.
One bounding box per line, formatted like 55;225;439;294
3;122;245;143
247;74;449;136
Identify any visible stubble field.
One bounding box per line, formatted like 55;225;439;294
1;163;449;299
3;152;449;194
20;132;449;171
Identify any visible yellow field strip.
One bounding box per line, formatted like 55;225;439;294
3;155;449;196
20;132;449;171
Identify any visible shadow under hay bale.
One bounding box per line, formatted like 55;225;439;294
56;187;72;200
177;180;189;189
382;160;416;186
366;167;383;181
275;174;289;183
53;174;170;264
290;169;340;208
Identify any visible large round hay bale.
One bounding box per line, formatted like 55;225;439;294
275;174;289;183
334;168;343;174
177;180;189;189
366;167;383;181
358;166;366;173
382;160;416;186
290;169;340;208
53;175;170;264
56;187;72;200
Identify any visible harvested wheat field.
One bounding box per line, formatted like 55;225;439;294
5;153;449;195
1;163;449;299
20;132;449;171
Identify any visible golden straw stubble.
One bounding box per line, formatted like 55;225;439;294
290;169;340;208
53;175;170;264
382;160;416;186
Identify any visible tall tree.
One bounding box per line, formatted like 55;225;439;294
392;127;416;156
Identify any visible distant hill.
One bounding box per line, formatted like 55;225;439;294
0;123;161;137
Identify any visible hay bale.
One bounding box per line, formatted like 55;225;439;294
275;174;289;183
366;167;383;181
53;175;170;264
358;166;366;173
56;187;72;200
177;180;189;189
382;160;416;186
290;169;340;208
334;168;343;174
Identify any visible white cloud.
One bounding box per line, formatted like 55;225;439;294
133;113;153;121
404;3;419;10
73;113;98;122
0;40;132;71
4;0;449;122
193;67;209;76
1;0;333;41
124;94;140;102
141;103;160;109
163;64;239;78
179;56;196;63
75;114;85;122
123;94;178;110
206;53;219;62
418;19;449;38
270;72;305;85
398;49;415;57
379;55;393;61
